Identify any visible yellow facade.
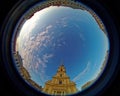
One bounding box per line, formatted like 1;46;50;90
43;65;77;95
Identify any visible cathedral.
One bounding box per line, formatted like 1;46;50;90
42;64;77;95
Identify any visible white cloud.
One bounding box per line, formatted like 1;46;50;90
73;61;90;82
43;54;54;63
33;56;52;83
46;25;52;29
55;17;68;28
18;13;40;43
35;62;39;69
79;33;85;41
57;44;62;47
62;41;66;45
51;34;66;48
18;24;55;83
63;24;67;27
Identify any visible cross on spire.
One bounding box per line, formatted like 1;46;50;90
61;59;64;66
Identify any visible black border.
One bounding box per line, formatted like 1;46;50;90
0;0;120;96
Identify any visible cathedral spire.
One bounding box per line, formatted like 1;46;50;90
43;64;77;95
58;63;66;72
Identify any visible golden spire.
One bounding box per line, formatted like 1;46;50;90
43;61;77;95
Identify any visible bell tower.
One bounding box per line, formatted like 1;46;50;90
43;64;78;95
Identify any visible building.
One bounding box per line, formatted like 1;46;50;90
81;80;95;91
43;64;77;95
88;10;107;35
13;51;42;91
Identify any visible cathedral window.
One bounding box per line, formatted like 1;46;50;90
59;80;62;84
60;74;62;77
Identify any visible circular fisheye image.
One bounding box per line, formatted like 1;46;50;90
11;0;109;95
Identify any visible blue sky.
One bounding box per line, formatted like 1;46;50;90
17;6;109;91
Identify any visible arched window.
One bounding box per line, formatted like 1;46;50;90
59;80;62;84
54;91;56;95
60;74;62;77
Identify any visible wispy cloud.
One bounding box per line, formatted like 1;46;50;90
50;32;66;49
73;61;90;82
79;33;86;41
43;54;54;63
18;12;42;44
55;17;68;27
46;25;52;29
18;24;54;82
